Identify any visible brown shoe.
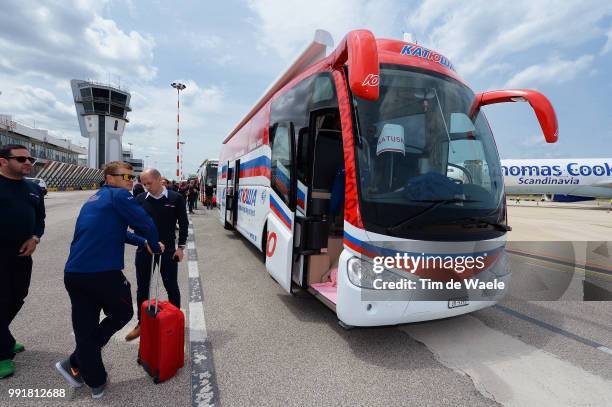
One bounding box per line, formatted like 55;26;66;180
125;324;140;341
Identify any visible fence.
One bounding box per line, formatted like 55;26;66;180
32;160;104;191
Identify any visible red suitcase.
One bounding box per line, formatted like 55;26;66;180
138;256;185;383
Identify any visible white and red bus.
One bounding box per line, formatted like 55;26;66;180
216;29;558;327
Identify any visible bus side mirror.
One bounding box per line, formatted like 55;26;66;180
470;89;558;143
332;30;380;101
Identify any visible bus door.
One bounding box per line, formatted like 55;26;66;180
224;160;238;229
266;123;297;293
233;160;240;225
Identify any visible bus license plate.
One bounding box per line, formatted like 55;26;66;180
448;298;469;309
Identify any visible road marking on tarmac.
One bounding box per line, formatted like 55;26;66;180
188;260;199;278
496;304;612;356
401;315;612;407
187;216;219;407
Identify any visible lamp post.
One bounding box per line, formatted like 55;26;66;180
171;82;186;179
145;155;150;168
179;141;186;180
128;142;133;154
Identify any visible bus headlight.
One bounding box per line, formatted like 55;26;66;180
347;256;410;289
347;257;376;288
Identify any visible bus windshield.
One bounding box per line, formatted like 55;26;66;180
352;65;505;239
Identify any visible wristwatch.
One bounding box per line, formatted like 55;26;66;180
31;235;40;244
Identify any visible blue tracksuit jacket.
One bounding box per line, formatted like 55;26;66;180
65;185;161;273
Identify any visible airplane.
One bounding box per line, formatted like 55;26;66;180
501;158;612;202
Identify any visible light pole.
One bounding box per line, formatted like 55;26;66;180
171;82;186;179
128;142;133;154
145;155;150;168
179;141;186;179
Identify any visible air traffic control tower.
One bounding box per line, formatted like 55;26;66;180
70;80;131;169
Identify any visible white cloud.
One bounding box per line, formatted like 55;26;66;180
406;0;612;77
601;26;612;55
504;55;594;88
0;0;157;82
84;15;156;79
0;81;73;124
247;0;398;60
121;80;247;177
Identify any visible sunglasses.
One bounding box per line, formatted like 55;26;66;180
111;173;136;181
7;156;36;163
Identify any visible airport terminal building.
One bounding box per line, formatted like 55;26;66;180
0;114;85;164
0;114;104;189
122;149;144;175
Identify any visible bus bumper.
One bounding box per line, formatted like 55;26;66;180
335;250;510;327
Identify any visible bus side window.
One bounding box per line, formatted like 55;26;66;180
296;127;309;185
270;123;293;205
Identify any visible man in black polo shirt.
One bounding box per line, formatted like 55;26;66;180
125;168;189;341
0;144;45;379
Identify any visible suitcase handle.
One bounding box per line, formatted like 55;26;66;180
148;254;161;315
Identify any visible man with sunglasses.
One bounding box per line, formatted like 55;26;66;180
56;161;163;398
0;144;45;379
125;168;188;341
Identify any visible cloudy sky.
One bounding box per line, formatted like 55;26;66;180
1;0;611;178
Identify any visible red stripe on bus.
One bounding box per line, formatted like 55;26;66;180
270;203;291;229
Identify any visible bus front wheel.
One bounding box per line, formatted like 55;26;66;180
338;320;355;330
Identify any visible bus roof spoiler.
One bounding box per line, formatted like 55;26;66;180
223;29;334;144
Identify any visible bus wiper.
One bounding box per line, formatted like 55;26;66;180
387;198;470;234
456;217;512;232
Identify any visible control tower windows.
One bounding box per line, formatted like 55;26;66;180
110;105;124;117
111;91;127;104
80;88;91;98
92;87;109;99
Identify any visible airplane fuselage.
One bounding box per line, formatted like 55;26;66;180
501;158;612;199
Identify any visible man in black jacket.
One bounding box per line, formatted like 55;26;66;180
205;182;214;210
0;144;45;379
187;180;199;214
125;168;189;341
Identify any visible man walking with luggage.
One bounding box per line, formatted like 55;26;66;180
55;161;163;398
125;168;188;341
0;144;45;379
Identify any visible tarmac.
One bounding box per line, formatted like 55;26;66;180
0;191;610;406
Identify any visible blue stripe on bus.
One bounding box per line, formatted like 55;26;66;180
273;165;290;190
241;156;271;171
343;231;504;258
270;194;292;228
297;187;305;201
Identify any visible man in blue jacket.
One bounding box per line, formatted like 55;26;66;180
55;161;163;399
